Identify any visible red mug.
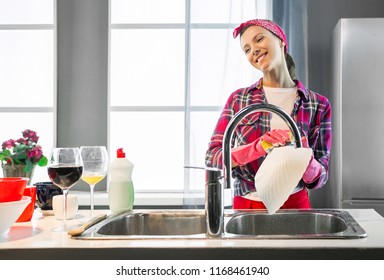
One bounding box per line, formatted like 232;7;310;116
16;185;37;222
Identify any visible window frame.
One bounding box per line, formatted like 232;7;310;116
107;0;271;206
0;0;57;184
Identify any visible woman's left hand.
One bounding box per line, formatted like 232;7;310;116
301;136;322;184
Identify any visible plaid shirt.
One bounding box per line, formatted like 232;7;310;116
205;78;332;197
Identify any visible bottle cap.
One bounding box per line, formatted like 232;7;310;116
116;148;125;158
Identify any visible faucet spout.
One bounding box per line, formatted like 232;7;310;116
206;103;302;237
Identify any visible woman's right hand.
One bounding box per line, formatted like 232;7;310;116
259;129;292;151
231;129;292;166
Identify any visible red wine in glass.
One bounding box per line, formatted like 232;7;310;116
47;147;83;232
48;166;83;189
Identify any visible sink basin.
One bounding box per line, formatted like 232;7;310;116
86;210;207;239
225;209;367;239
73;209;367;240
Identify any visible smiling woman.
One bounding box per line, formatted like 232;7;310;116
205;18;332;211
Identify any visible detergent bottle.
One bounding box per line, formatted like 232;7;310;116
108;148;134;212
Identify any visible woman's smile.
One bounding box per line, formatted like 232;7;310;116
255;52;267;64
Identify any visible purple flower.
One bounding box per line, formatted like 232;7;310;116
27;146;43;161
22;129;39;143
2;139;15;150
15;138;27;145
1;129;47;171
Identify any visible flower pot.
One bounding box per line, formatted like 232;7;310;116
1;164;35;185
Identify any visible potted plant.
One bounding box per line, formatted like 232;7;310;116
0;129;48;180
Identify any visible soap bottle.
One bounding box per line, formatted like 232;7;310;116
108;148;134;212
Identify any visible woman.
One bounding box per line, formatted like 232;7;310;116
205;19;332;210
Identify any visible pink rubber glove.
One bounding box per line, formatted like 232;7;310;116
301;136;322;183
231;129;291;166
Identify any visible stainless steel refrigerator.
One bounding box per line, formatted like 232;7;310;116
330;18;384;216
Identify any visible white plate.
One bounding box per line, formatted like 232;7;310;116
254;146;312;214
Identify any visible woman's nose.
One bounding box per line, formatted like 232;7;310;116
253;48;260;56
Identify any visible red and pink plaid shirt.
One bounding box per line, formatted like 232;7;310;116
205;78;332;197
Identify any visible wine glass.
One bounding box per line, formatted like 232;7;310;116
47;148;83;232
80;146;109;218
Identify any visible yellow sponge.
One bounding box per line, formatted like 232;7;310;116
260;140;274;151
261;132;293;152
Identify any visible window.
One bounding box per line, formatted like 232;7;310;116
0;0;55;183
109;0;270;202
0;0;269;206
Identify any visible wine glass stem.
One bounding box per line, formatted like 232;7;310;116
62;189;68;229
90;184;95;218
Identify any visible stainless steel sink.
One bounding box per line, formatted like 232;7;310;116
97;210;206;237
73;209;367;240
224;209;367;239
78;210;207;239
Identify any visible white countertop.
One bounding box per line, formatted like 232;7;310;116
1;208;384;259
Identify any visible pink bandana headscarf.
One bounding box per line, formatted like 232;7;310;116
233;19;288;54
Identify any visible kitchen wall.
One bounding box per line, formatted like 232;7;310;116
57;0;108;191
273;0;384;207
306;0;384;207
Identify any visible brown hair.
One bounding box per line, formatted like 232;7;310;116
285;53;296;80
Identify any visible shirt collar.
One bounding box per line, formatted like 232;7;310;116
295;80;309;101
253;78;309;101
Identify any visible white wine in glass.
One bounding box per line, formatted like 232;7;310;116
80;146;109;218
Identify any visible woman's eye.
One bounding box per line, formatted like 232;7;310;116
256;36;264;43
244;48;250;54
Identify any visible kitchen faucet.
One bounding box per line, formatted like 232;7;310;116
206;103;303;237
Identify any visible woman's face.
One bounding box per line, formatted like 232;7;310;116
240;25;285;73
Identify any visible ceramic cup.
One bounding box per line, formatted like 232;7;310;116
35;182;63;211
52;194;79;220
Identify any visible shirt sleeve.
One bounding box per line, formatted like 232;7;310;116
205;92;238;169
305;95;332;189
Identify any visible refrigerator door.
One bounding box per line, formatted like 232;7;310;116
331;19;384;210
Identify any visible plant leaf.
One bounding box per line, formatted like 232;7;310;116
24;160;33;173
37;156;48;167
